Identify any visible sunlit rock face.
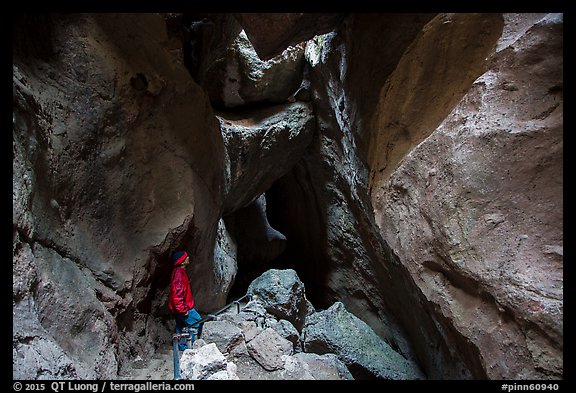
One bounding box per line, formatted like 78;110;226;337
263;13;562;379
373;13;563;379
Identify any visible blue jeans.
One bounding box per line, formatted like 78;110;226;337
175;308;202;351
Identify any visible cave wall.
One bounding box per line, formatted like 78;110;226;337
13;13;227;378
12;12;319;379
372;13;563;379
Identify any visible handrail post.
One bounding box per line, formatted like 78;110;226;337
172;334;181;380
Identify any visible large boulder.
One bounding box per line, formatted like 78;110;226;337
302;302;425;380
200;320;244;355
201;30;306;108
234;13;346;60
180;342;231;380
218;101;315;214
247;269;309;331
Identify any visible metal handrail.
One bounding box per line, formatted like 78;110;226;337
189;292;252;329
172;292;252;380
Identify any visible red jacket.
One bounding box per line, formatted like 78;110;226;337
168;265;195;314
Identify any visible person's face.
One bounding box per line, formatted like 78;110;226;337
182;257;190;266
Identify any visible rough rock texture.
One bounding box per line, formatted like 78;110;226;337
13;13;227;378
181;14;243;87
217;101;315;214
211;218;238;307
181;274;358;380
234;13;346;60
367;13;505;187
200;320;244;354
179;342;231;380
265;12;560;380
373;13;563;379
267;14;448;366
247;269;309;331
201;30;306;108
303;302;425;380
246;327;294;371
292;353;353;380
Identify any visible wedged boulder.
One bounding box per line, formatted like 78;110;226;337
234;13;346;60
302;302;425;380
202;30;306;108
218;101;314;214
247;269;309;331
246;327;294;371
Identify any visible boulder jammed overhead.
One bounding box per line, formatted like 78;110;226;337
233;13;346;60
218;101;315;214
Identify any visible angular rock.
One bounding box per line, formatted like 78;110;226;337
269;319;301;351
302;302;425;380
280;355;316;380
265;13;438;366
247;269;309;331
237;320;261;343
180;343;228;380
206;363;240;380
200;320;244;355
247;327;293;371
218;101;315;214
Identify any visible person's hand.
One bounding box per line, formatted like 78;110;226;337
184;311;189;317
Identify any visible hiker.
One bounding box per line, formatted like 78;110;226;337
169;250;202;351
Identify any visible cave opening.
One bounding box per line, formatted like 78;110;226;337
225;168;334;311
176;12;337;312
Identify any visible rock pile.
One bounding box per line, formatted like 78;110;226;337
178;269;425;380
